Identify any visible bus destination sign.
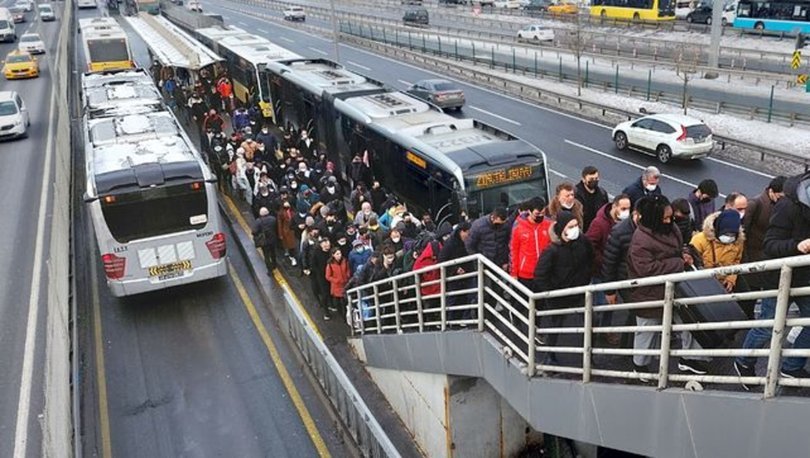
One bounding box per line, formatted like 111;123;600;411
471;165;536;190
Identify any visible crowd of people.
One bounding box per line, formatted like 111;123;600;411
152;62;810;385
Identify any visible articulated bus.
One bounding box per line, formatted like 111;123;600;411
733;0;810;32
590;0;676;21
192;26;301;123
79;18;135;73
261;59;550;223
81;70;227;297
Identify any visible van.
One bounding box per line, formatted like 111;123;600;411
403;7;429;26
0;9;16;43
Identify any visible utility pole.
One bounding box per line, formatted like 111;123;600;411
706;0;725;78
330;0;341;63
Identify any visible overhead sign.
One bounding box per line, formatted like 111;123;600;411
793;51;802;70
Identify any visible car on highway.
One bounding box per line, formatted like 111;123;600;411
612;113;714;163
685;2;736;25
406;79;465;111
2;49;38;79
403;6;429;26
18;32;45;54
13;0;33;12
516;24;554;42
283;6;305;21
438;0;468;4
9;6;26;23
525;0;553;12
185;0;202;12
547;2;578;14
494;0;522;8
0;91;29;139
38;4;55;22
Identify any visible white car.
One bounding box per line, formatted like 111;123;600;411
283;6;305;21
38;4;56;22
612;113;714;163
14;0;34;12
517;24;554;42
494;0;522;8
0;91;30;139
18;33;45;54
185;0;202;12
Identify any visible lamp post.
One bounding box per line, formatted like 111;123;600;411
330;0;341;62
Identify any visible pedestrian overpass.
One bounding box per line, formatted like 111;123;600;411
347;254;810;457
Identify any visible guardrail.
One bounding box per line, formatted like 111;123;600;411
348;252;810;399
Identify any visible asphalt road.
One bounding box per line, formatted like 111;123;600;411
0;2;64;457
207;0;780;202
73;6;352;457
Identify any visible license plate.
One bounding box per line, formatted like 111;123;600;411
149;260;192;278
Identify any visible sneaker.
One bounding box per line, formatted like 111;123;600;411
678;358;709;375
290;257;298;266
323;314;331;321
633;364;652;384
328;307;338;313
733;361;755;391
780;367;810;379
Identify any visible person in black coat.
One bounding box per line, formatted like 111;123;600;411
252;185;276;219
439;222;473;321
465;207;510;271
601;207;639;304
574;165;609;233
306;237;333;319
533;211;594;364
252;207;279;274
622;166;663;207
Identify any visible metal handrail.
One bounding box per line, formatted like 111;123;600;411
348;252;810;398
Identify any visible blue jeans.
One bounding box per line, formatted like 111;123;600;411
737;295;810;371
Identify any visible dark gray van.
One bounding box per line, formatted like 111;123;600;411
403;7;429;26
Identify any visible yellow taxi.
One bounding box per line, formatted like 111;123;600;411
3;50;39;80
548;2;578;14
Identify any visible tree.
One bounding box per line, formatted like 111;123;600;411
566;10;592;97
674;42;701;115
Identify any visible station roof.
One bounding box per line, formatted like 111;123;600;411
124;13;222;70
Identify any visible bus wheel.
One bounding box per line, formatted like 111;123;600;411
754;22;764;30
600;10;606;19
632;12;640;21
706;16;712;25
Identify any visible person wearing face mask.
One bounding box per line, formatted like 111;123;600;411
628;195;709;380
622;166;663;207
319;176;343;205
546;182;584;228
466;207;511;271
574;166;609;232
533;211;594;366
371;246;399;283
325;248;351;319
670;198;696;252
742;176;786;290
353;201;379;227
686;179;719;229
277;200;298;266
306;237;334;320
723;192;748;221
689;209;751;317
316;210;342;243
255;125;277;152
298;128;315;157
387;227;405;258
602;200;643;306
370;181;388;214
510;197;553;288
348;239;372;275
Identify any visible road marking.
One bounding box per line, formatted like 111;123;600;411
397;79;412;87
707;157;774;179
549;169;567;178
346;60;370;71
564;139;727;198
280;36;294;43
468;105;521;126
238;20;248;26
228;266;331;458
221;194;323;340
258;28;270;34
90;253;113;458
13;31;59;458
308;46;328;56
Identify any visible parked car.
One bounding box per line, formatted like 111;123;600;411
38;3;55;21
517;24;554;41
2;50;38;80
283;6;305;21
9;6;26;23
494;0;521;8
525;0;553;12
407;79;465;111
0;90;29;139
403;7;429;26
548;2;578;14
18;33;45;54
612;113;714;163
14;0;33;12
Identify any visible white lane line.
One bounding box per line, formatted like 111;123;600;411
308;46;328;56
549;169;567;178
238;20;248;26
258;28;269;34
347;60;371;71
397;79;412;87
13;28;59;458
279;36;294;43
468;105;521;126
707;156;774;179
565;139;727;198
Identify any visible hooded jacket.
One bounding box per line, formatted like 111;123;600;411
533;224;594;309
413;241;443;296
326;257;351;298
689;211;746;286
510;213;553;280
764;173;810;285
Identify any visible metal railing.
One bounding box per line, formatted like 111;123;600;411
347;252;810;399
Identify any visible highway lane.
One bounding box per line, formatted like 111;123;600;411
0;2;64;457
74;7;351;457
208;0;778;203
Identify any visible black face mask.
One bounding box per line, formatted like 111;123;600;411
699;197;712;204
653;222;675;236
586;179;599;190
674;218;692;240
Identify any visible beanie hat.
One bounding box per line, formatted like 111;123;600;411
554;211;576;238
305;216;315;227
715;209;741;236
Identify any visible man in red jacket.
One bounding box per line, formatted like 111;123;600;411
510;197;552;289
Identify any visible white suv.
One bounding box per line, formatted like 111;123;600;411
612;113;714;163
283;6;305;21
0;91;30;139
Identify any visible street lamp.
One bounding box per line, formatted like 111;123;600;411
330;0;341;63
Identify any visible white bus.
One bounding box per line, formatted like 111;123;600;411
77;0;98;8
81;70;228;297
78;18;134;73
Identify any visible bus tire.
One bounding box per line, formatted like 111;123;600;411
686;14;693;23
633;12;640;21
600;9;606;18
754;21;764;30
706;16;712;25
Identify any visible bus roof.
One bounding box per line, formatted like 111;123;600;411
82;27;129;41
266;59;386;98
195;25;301;64
124;14;222;70
79;17;124;34
81;70;163;118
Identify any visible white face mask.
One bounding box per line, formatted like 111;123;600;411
645;184;657;192
391;236;401;244
327;186;335;193
618;209;630;221
718;234;737;244
561;201;574;210
738;211;746;220
565;227;580;241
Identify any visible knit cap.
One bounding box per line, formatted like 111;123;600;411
715;209;741;236
554;211;576;238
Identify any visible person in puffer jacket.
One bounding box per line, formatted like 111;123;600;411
510;197;552;289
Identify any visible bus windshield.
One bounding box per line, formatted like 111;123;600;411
88;39;129;63
101;183;208;243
